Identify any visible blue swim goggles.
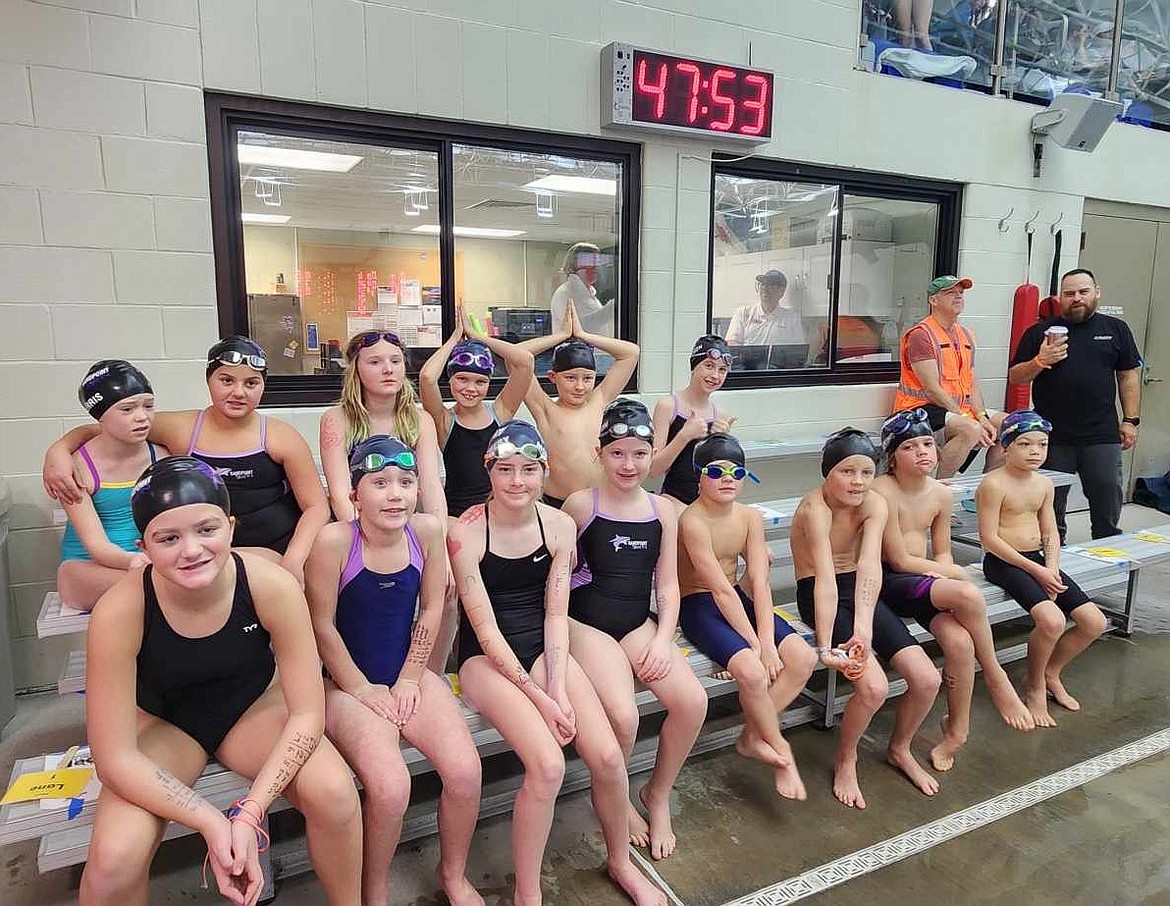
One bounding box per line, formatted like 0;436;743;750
701;463;760;483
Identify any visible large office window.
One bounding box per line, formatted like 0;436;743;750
207;95;640;405
709;160;959;387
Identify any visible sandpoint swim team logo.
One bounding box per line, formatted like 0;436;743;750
610;535;649;552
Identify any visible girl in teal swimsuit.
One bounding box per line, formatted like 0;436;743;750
57;360;168;610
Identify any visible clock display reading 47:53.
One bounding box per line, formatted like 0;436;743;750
602;43;774;142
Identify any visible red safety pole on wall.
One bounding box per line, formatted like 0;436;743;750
1005;228;1039;413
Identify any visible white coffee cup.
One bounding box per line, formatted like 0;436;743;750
1045;325;1068;343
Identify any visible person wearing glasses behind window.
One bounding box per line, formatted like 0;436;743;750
447;421;666;906
561;399;707;862
419;304;534;519
44;337;330;585
550;241;615;338
650;335;738;513
724;270;807;349
677;433;817;804
305;436;483;906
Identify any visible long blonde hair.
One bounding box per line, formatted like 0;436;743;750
339;335;421;449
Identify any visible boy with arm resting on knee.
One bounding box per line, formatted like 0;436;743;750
872;409;1034;772
976;411;1108;728
677;433;817;801
790;429;943;808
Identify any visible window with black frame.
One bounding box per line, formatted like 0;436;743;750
710;163;958;386
207;95;638;404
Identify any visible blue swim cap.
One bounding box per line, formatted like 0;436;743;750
131;456;231;533
447;339;494;378
484;419;547;468
349;435;417;488
880;408;933;459
1000;410;1052;447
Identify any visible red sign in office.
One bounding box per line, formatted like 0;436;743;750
602;43;774;142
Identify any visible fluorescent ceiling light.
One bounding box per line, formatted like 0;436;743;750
411;225;526;239
241;212;291;224
237;144;362;172
524;175;617;196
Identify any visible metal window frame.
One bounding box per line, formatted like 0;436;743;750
205;93;642;406
707;156;963;390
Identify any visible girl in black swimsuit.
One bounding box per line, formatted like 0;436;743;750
419;304;534;518
562;399;707;861
80;456;360;906
448;420;667;906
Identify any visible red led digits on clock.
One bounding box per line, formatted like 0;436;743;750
636;57;668;119
740;73;770;135
708;68;736;131
675;61;701;124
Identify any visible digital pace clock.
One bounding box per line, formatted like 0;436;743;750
601;43;774;142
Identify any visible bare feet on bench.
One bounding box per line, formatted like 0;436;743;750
929;714;964;772
1045;674;1081;712
1024;688;1057;727
608;859;667;906
627;800;650;848
639;784;678;860
888;746;940;796
436;866;486;906
736;726;789;768
986;671;1036;731
833;757;866;809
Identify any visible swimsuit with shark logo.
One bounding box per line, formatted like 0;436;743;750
569;488;662;641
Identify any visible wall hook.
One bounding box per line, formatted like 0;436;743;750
1051;212;1064;234
1024;210;1040;232
997;207;1014;233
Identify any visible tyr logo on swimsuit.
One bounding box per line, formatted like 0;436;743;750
610;535;649;552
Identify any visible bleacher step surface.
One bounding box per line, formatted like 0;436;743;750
36;593;89;639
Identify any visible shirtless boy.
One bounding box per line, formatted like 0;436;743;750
677;433;816;800
872;408;1034;772
790;428;942;807
976;410;1108;728
521;301;640;507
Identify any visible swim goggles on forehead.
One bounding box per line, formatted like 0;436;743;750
350;330;403;352
883;407;929;436
449;349;494;370
701;463;761;483
485;440;547;464
357;450;417;473
697;348;734;364
602;422;652;440
212;350;267;370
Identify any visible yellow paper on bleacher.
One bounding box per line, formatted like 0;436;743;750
1;767;94;804
1084;547;1128;559
1135;532;1170;544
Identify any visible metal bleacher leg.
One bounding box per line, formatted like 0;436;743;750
822;668;838;729
259;817;275;903
1120;569;1139;636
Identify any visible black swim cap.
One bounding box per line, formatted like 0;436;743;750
689;335;734;371
131;456;231;534
446;339;494;378
206;335;268;379
484;419;548;469
879;408;933;459
79;360;153;421
821;428;880;477
693;432;746;472
599;398;653;447
551;339;596;373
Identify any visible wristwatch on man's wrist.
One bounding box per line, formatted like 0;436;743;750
1123;416;1141;427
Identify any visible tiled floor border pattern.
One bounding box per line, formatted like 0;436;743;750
705;726;1170;905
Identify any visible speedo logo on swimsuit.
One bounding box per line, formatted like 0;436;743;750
610;535;649;552
213;466;255;481
1093;335;1111;340
242;623;259;633
379;581;397;589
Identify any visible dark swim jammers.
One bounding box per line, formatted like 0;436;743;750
982;550;1090;615
679;585;796;670
795;570;920;664
880;567;943;631
136;553;276;755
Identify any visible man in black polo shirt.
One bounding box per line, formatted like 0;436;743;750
1008;268;1143;540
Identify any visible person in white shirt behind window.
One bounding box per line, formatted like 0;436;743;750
724;270;807;348
550;242;615;338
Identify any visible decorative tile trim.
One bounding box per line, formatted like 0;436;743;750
723;727;1170;905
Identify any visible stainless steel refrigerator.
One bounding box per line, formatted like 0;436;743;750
247;293;305;375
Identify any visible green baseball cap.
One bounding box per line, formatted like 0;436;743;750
928;275;973;295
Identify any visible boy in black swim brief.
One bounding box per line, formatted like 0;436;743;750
976;410;1108;728
790;428;944;808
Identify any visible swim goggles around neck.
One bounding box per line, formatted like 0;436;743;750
213;350;267;370
701;463;761;483
357;450;417;474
